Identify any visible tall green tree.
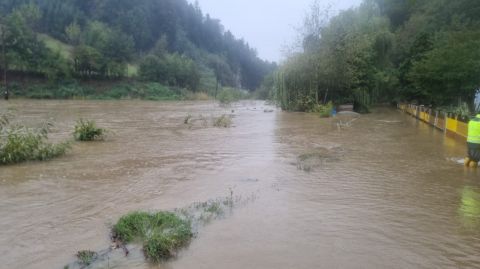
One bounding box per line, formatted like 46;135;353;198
275;0;480;111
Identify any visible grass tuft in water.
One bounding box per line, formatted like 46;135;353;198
0;113;70;165
112;211;193;262
205;202;222;214
184;114;192;125
296;147;343;172
310;102;334;117
74;119;106;141
63;191;257;269
213;114;232;128
76;250;97;266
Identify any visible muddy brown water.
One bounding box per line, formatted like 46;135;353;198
1;100;479;269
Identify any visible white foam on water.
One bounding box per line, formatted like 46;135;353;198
447;157;466;165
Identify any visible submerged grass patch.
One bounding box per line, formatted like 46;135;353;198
213;114;232;128
112;211;193;262
0;114;70;165
76;250;97;266
184;114;233;129
185;114;209;129
184;114;193;124
64;192;256;269
74;119;106;141
296;147;343;172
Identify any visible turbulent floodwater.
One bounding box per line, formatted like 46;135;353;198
1;100;480;269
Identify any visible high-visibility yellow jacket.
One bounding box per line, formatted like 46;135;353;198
468;114;480;144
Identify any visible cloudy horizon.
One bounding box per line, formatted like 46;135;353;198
189;0;363;63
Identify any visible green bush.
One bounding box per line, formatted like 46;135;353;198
441;102;471;118
217;87;249;105
97;84;131;99
73;119;106;141
91;83;182;101
291;94;317;112
139;52;200;92
217;89;235;105
24;85;56;99
11;81;187;101
142;83;181;101
112;211;193;262
56;84;94;98
0;115;70;165
23;83;94;99
310;102;334;117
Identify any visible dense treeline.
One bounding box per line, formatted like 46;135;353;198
0;0;275;94
272;0;480;112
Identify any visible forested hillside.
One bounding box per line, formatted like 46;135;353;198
0;0;276;96
273;0;480;112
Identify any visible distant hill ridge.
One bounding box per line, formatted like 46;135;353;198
0;0;276;92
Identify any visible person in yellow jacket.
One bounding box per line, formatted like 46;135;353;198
465;114;480;167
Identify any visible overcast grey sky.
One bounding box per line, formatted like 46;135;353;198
189;0;363;62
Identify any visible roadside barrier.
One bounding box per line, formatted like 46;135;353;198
398;104;469;141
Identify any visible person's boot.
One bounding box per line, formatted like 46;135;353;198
465;157;472;167
469;161;478;168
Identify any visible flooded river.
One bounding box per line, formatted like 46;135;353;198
1;100;479;269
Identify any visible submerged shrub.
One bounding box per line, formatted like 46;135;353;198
76;250;97;266
0;115;69;165
296;147;343;172
184;114;192;124
213;114;232;128
112;211;193;262
74;119;106;141
310;102;334;117
63;193;249;269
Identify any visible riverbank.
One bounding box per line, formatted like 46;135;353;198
4;81;189;101
2;80;255;103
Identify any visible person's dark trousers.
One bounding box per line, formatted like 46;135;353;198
468;142;480;162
